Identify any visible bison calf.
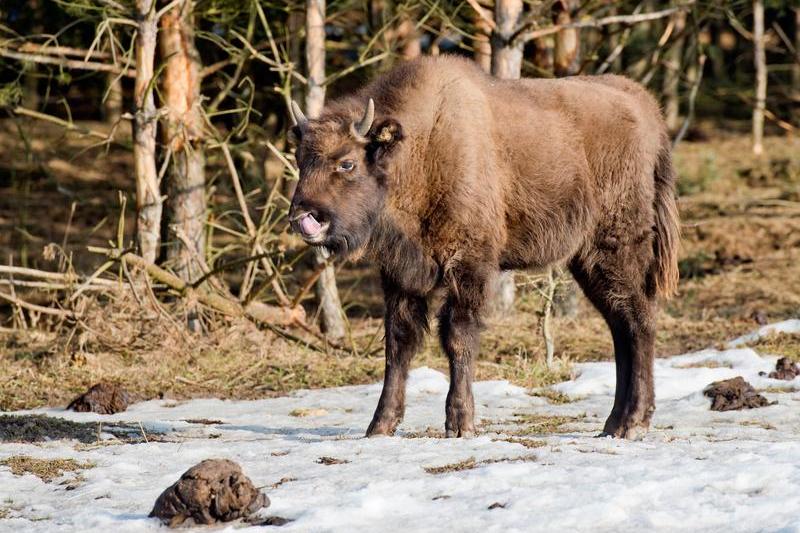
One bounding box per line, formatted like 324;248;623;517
288;56;679;440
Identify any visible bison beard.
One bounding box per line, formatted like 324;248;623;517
288;56;680;440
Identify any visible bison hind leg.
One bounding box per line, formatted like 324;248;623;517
569;240;658;440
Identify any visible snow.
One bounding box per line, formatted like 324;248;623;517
1;323;800;532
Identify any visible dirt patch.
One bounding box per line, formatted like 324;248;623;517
316;456;349;465
493;436;547;449
184;418;224;425
528;389;577;404
248;516;294;526
759;357;800;381
424;454;537;475
703;377;773;411
0;455;94;483
150;459;269;527
67;382;131;414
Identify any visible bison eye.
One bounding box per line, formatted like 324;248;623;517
336;160;355;173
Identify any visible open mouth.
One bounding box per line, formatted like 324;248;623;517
291;211;330;244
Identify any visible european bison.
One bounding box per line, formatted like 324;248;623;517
288;55;679;439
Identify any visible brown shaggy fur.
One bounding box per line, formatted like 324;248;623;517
289;55;680;439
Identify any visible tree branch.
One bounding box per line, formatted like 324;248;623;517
512;3;693;47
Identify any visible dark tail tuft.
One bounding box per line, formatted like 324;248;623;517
652;133;681;298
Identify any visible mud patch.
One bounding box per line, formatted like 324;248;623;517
67;382;131;414
150;459;269;527
759;357;800;381
0;414;160;444
0;414;98;443
704;377;773;411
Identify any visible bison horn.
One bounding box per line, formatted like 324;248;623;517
289;100;308;128
353;98;375;137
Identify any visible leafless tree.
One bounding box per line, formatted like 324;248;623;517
487;0;524;314
133;0;163;264
305;0;347;341
662;10;687;131
752;0;766;156
160;0;206;282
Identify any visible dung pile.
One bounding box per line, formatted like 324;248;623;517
760;357;800;381
150;459;269;527
703;377;772;411
67;382;131;414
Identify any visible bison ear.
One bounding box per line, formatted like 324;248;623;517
368;119;404;163
288;125;303;145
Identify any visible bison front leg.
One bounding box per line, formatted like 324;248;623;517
366;280;428;437
438;268;486;438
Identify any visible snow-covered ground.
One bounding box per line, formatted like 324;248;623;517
2;321;800;532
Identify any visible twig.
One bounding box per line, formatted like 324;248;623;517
512;4;693;47
0;290;76;318
11;107;122;145
89;247;302;327
673;54;706;147
0;47;135;76
464;0;495;31
217;142;292;307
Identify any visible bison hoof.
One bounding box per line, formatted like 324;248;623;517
600;419;649;440
365;417;400;438
445;428;475;438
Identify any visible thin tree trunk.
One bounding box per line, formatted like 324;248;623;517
491;0;524;78
791;7;800;126
488;0;524;315
282;7;305;203
306;0;346;341
397;15;422;60
662;11;686;131
553;0;581;76
752;0;766;156
473;3;492;72
160;0;205;283
532;36;555;75
103;73;123;125
134;0;163;264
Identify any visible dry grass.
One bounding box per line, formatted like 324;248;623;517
1;125;800;410
0;455;94;483
424;454;538;475
745;332;800;359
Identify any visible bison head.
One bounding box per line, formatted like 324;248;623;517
287;98;403;257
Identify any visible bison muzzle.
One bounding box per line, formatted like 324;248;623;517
288;55;680;440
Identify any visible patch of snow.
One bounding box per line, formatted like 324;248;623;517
1;323;800;532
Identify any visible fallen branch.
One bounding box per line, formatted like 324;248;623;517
88;247;304;328
0;290;76;318
0;47;135;76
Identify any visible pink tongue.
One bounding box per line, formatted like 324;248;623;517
299;213;322;236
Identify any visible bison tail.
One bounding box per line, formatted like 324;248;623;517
651;135;681;299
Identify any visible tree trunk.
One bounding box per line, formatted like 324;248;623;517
160;0;206;283
752;0;766;156
306;0;346;341
553;0;581;76
662;10;686;132
103;73;123;125
397;15;422;60
134;0;163;264
491;0;524;79
488;0;524;315
473;3;492;72
791;7;800;126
